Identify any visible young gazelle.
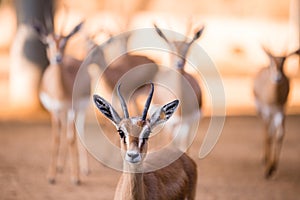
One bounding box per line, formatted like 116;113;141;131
93;83;197;200
253;47;299;178
33;19;90;184
153;24;204;152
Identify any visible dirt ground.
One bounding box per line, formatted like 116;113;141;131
0;116;300;200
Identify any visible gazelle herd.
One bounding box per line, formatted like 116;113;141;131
32;8;299;199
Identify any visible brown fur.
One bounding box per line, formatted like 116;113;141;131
253;51;293;178
40;55;88;101
115;151;197;200
36;21;90;184
104;54;158;90
180;69;202;109
93;89;197;199
254;68;289;107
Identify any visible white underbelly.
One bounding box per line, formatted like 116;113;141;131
40;92;90;113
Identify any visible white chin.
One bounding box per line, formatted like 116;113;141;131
125;158;141;164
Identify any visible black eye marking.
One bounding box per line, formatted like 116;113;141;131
143;138;148;144
140;129;150;146
139;137;148;147
118;129;125;139
59;40;67;49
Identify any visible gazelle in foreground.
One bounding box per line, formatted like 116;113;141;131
33;18;90;184
153;23;204;152
93;83;197;200
253;47;299;178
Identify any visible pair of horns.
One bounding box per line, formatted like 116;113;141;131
117;83;154;121
41;5;71;36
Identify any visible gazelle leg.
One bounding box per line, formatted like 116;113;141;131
272;129;284;175
57;112;67;173
264;122;275;178
173;122;190;153
265;114;285;178
77;139;89;175
267;120;284;178
76;111;90;175
182;123;191;154
185;111;200;155
67;111;80;185
265;139;274;178
47;113;61;184
263;125;271;165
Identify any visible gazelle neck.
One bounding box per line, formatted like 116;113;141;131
90;46;108;70
121;163;146;200
177;67;187;74
49;57;63;66
41;62;71;101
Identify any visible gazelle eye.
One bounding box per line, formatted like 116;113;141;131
143;138;148;144
118;129;125;139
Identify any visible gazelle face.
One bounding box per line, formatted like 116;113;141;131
93;83;179;165
154;24;204;69
117;117;150;163
170;41;191;69
45;35;68;64
33;21;84;65
262;47;300;83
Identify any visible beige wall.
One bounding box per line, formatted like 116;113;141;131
58;0;291;19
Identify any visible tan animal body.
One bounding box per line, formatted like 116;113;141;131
253;47;299;178
153;24;204;152
93;83;197;199
34;18;90;184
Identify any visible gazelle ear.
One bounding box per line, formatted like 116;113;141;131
192;26;205;41
149;100;179;128
66;21;84;39
288;48;300;57
261;45;274;58
93;94;121;126
32;21;48;44
261;46;278;68
154;23;170;44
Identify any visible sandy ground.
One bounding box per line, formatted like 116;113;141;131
0;116;300;200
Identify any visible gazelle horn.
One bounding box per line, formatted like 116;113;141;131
141;83;154;121
117;84;129;118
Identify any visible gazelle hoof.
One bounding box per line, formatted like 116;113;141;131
265;165;276;179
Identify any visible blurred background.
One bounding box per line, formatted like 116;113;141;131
0;0;299;199
0;0;299;119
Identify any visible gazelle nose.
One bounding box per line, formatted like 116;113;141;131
127;151;139;159
55;54;63;63
125;150;141;163
176;60;185;69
